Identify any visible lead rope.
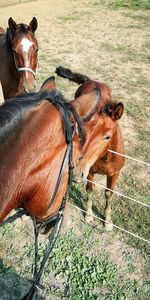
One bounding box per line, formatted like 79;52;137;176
22;213;64;300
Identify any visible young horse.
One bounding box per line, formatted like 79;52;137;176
0;17;38;100
56;66;125;230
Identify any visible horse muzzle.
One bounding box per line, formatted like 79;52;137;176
23;82;36;93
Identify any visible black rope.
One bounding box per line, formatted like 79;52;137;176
21;212;64;300
0;209;26;227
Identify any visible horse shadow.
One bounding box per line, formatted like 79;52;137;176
70;184;105;223
0;259;45;300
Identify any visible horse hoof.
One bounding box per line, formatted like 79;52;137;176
105;222;113;231
105;190;113;199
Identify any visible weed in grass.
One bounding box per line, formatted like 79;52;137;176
58;14;80;23
122;12;150;23
108;0;150;10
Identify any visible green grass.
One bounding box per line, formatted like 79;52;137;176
92;0;150;9
58;14;81;23
18;224;149;299
107;0;150;10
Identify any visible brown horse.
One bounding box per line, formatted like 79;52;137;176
0;17;38;100
0;78;124;299
56;66;125;230
0;85;123;224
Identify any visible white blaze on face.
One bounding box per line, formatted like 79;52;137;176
21;38;33;53
20;38;33;76
21;38;33;79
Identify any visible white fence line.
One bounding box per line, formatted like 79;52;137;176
69;203;150;245
108;149;150;167
86;179;150;209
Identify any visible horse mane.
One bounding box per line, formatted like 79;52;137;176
6;28;12;50
0;90;86;145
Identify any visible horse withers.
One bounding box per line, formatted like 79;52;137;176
0;17;38;100
56;66;125;231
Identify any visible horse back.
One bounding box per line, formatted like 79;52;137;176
75;80;112;105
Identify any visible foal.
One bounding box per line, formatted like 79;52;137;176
0;17;38;99
56;66;125;230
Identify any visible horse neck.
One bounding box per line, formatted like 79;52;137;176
109;125;125;154
0;102;70;222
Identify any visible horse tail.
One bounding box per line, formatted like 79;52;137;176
55;66;90;84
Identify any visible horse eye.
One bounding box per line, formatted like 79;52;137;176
103;135;111;140
35;48;39;53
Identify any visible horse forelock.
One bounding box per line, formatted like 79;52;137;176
99;101;116;117
6;23;35;45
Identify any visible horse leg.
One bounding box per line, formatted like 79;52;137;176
104;172;119;231
61;201;72;231
85;172;95;223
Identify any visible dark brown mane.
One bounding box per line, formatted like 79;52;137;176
0;90;86;145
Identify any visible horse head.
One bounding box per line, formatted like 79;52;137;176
72;89;124;182
8;17;38;93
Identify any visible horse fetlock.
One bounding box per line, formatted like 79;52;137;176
105;221;113;231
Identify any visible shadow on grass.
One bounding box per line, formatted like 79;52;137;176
70;184;105;224
0;259;45;300
70;184;87;210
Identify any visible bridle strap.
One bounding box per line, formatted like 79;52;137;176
13;53;38;77
43;141;73;214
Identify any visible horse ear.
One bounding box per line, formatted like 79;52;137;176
40;76;56;91
8;17;17;33
114;102;124;120
28;17;38;33
72;88;100;121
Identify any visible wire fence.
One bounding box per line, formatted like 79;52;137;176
108;149;150;167
70;149;150;244
69;203;150;245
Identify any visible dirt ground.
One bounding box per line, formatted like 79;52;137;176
0;0;150;299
